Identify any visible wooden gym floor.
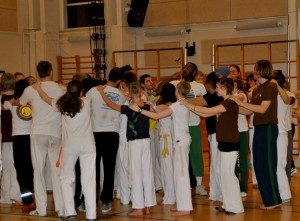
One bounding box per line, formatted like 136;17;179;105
0;152;300;221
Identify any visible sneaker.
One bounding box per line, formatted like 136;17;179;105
101;203;112;213
240;192;247;197
65;215;76;220
29;210;46;217
78;202;86;212
195;185;208;196
291;168;298;176
22;203;36;213
282;198;291;203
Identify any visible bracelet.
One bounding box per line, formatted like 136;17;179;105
138;108;142;113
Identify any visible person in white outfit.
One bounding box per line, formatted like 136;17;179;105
171;65;208;195
131;81;193;217
86;68;126;213
183;78;244;214
269;73;292;202
116;71;138;205
156;83;177;205
32;80;97;221
0;73;21;205
19;61;65;217
3;79;35;212
97;82;156;218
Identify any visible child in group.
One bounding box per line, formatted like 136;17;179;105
3;79;35;212
97;82;156;218
232;78;249;197
156;83;177;205
129;81;193;216
32;80;97;221
269;73;292;202
182;78;244;214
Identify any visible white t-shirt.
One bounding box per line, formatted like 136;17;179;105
234;92;248;132
286;91;295;131
19;81;64;138
119;100;129;143
277;95;290;133
86;85;126;133
171;80;206;126
169;100;190;143
3;101;31;136
58;97;95;146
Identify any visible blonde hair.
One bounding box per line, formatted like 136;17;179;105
176;81;191;98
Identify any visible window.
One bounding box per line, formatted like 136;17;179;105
66;0;104;28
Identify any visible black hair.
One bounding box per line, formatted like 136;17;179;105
139;74;151;88
14;79;29;99
108;67;123;83
159;83;177;104
122;71;138;86
82;75;97;95
217;77;234;95
36;61;52;78
205;72;218;89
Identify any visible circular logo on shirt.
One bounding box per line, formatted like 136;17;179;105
16;105;32;121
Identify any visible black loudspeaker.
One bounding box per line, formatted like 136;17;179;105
127;0;149;27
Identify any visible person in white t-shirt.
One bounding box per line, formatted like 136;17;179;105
3;79;35;212
270;73;292;203
130;81;193;216
86;67;126;212
32;80;97;221
170;66;207;195
19;61;65;217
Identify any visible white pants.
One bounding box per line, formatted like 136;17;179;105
129;138;156;209
249;127;257;185
174;138;193;211
0;142;21;202
208;134;222;202
30;134;64;216
159;134;175;204
276;132;292;200
117;141;131;204
219;151;244;214
150;129;162;190
60;139;96;219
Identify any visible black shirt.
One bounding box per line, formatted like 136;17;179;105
1;94;14;142
121;104;150;141
203;92;224;135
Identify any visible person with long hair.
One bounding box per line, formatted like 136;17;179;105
32;80;97;221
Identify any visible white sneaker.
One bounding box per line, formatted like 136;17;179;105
240;192;247;197
29;210;46;217
195;185;208;196
291;168;298;176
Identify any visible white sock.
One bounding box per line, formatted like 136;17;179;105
196;176;202;186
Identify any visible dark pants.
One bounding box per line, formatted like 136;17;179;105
74;159;84;207
13;135;34;205
253;124;282;207
94;132;119;204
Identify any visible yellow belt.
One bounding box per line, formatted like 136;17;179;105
160;134;170;158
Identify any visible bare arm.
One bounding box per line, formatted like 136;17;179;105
130;103;172;120
180;99;225;117
270;79;290;104
96;85;121;112
186;96;208;106
31;83;53;106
